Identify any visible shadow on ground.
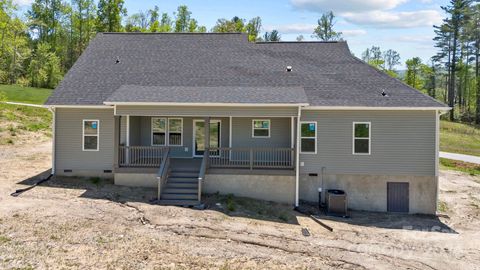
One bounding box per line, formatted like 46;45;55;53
15;170;457;232
297;202;458;234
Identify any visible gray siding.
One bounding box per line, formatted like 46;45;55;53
300;110;436;176
115;105;298;117
55;108;115;174
231;117;293;148
125;116;230;158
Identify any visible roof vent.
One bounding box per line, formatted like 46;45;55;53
115;57;120;64
381;90;388;97
286;66;292;72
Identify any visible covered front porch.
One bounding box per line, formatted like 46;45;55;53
114;116;296;171
110;103;302;206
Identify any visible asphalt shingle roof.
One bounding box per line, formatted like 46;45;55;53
45;32;447;108
105;85;308;104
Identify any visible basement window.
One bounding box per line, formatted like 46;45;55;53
252;119;270;138
353;122;371;155
83;120;99;151
151;118;166;146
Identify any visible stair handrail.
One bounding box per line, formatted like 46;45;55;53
156;148;171;200
198;150;209;202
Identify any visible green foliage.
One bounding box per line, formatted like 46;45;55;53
96;0;126;32
226;194;236;212
440;120;480;156
0;84;52;104
28;43;63;89
312;11;342;41
440;158;480;176
263;30;281;42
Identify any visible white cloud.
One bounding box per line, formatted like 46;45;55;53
290;0;407;13
392;35;434;43
264;23;316;34
342;10;442;28
13;0;33;6
341;29;368;37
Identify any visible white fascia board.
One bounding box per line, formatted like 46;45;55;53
303;106;451;111
103;101;309;107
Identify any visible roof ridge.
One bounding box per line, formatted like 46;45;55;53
255;41;346;44
101;32;245;35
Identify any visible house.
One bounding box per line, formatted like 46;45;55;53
45;33;449;214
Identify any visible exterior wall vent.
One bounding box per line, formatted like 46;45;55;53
286;66;292;72
64;169;72;173
104;170;112;173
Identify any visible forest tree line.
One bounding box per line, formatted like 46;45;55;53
0;0;479;123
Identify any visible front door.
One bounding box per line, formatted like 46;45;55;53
193;120;221;157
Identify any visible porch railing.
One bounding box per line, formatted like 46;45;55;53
208;147;295;170
156;148;171;200
119;146;169;167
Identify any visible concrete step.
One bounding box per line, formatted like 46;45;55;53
157;199;200;206
163;188;198;194
166;182;198;188
161;193;198;200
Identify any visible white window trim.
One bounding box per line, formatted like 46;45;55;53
252;119;271;138
353;121;371;155
300;121;317;154
168;118;183;146
82;119;99;151
151;117;167;146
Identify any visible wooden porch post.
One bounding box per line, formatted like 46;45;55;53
126;115;130;164
113;116;120;168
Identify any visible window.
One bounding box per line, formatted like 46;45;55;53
83;120;99;151
151;118;166;146
252;119;270;138
168;118;183;146
353;122;371;155
300;122;317;154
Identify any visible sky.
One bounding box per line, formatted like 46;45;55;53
13;0;449;68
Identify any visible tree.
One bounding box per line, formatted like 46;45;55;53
212;16;245;33
263;30;280;42
246;16;261;42
96;0;126;32
383;49;401;71
405;57;424;90
174;5;190;32
28;42;62;88
312;11;342;41
296;35;304;41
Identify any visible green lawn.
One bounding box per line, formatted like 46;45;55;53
440;158;480;176
0;84;53;105
440;120;480;157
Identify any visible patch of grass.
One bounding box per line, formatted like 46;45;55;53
0;235;11;244
440;158;480;176
0;103;51;145
208;193;295;223
438;201;449;213
441;120;480;156
89;177;101;187
0;84;52;104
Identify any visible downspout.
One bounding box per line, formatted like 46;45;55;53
49;106;56;175
295;106;302;207
435;109;448;213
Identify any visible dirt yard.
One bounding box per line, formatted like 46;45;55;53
1;141;479;270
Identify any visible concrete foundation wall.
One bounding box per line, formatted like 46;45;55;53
204;174;295;204
114;173;157;188
300;174;437;214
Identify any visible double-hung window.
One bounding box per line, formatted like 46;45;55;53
151;118;166;146
353;122;371;155
252;119;270;138
83;120;99;151
168;118;183;146
300;122;317;154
